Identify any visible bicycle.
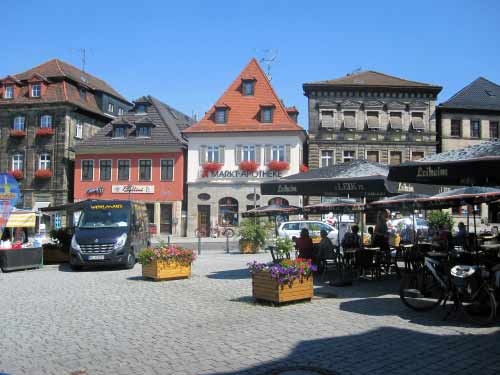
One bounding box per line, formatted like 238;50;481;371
210;225;235;238
399;248;497;326
194;227;207;238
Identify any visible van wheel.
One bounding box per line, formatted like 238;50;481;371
125;252;136;270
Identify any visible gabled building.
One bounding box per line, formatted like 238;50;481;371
183;58;306;237
74;95;194;236
0;58;131;227
437;77;500;222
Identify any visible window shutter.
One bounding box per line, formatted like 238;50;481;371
285;144;291;163
199;145;206;164
255;145;262;164
235;145;242;164
219;145;225;164
264;145;271;164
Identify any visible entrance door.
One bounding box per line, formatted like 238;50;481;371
160;204;173;234
198;205;210;237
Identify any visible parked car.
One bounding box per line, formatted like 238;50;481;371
278;221;338;245
391;217;429;237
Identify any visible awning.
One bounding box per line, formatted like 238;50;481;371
6;211;36;227
411;114;424;130
343;112;356;129
390;113;403;130
33;201;51;212
366;113;379;129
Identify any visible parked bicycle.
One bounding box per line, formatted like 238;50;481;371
210;225;235;238
400;248;497;326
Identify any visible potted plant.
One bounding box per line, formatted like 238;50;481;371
138;245;196;281
267;160;289;172
9;130;27;138
34;169;53;179
9;170;23;180
239;160;258;173
201;162;223;177
36;128;55;137
238;219;271;254
299;164;309;173
275;237;295;259
248;258;316;304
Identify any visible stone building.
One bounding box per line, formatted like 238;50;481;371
437;77;500;222
0;59;131;226
183;58;306;237
303;70;442;206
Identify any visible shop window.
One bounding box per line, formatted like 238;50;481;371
81;160;94;181
219;197;238;226
139;159;152;181
146;204;155;225
161;159;174;181
100;160;112;181
118;160;130;180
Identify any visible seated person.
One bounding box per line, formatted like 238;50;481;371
294;228;314;259
317;229;335;260
432;224;451;251
454;222;468;247
366;226;374;246
342;224;361;251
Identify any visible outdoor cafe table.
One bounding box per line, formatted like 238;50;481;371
0;247;42;272
480;243;500;256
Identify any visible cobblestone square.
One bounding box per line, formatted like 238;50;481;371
1;250;499;375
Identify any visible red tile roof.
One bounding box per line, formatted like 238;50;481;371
183;58;304;133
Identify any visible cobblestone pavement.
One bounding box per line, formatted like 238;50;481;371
1;250;499;375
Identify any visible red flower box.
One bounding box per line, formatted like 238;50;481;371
267;160;289;172
300;164;309;173
9;130;26;138
239;160;258;173
36;128;54;137
9;170;24;180
34;169;52;179
201;162;223;177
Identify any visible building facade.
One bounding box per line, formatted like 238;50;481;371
438;77;500;222
74;96;193;236
183;59;306;237
0;59;131;226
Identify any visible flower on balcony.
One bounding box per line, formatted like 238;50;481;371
299;164;309;173
34;169;52;179
9;130;27;138
201;162;223;177
239;160;258;173
267;160;289;172
36;128;54;137
9;170;24;180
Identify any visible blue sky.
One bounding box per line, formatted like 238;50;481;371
2;0;500;127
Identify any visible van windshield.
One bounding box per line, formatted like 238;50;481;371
78;205;130;229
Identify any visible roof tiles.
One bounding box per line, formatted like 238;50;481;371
440;77;500;111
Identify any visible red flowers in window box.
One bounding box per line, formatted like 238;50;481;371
267;160;289;172
299;164;309;173
9;130;26;138
36;128;54;137
9;170;24;180
239;160;258;173
201;162;223;177
34;169;52;179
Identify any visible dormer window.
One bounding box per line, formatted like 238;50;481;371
215;108;228;124
137;125;151;137
31;83;41;98
261;106;274;123
79;88;87;101
242;80;255;96
108;103;114;113
118;107;124;116
4;85;14;99
135;104;147;113
113;126;126;138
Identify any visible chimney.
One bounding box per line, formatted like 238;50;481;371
286;106;299;123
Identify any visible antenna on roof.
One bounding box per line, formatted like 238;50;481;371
80;48;86;72
259;49;278;81
348;67;362;76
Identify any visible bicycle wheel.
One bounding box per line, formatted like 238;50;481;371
400;268;445;311
224;228;235;238
458;283;497;326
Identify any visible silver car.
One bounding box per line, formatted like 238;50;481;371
277;220;338;245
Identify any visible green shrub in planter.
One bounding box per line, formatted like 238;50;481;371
427;211;454;232
238;219;272;253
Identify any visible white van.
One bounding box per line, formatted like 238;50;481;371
277;220;338;245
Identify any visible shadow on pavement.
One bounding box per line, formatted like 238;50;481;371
57;263;130;273
207;268;251;280
207;327;500;375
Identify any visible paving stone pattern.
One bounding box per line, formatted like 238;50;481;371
0;251;499;375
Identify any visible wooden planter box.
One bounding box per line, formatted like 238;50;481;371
240;239;260;254
142;260;191;281
252;270;313;304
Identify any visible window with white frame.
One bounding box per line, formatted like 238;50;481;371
207;146;220;163
242;145;255;161
99;160;112;181
12;153;24;171
107;103;114;113
39;153;51;170
113;126;126;138
242;80;255;96
118;107;124;116
31;84;41;97
343;150;355;163
321;150;333;167
75;120;83;139
261;107;273;123
13;116;25;131
81;160;94;181
139;160;152;181
40;115;52;128
271;145;285;161
136;125;151;137
4;85;14;99
161;159;174;181
118;160;130;180
215;108;227;124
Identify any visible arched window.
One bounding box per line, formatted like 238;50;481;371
268;197;289;206
39;153;51;170
40;115;52;128
13;116;25;131
12;153;24;171
218;197;238;226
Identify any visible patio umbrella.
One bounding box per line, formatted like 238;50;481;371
388;140;500;186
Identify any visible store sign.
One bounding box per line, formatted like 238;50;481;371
396;183;414;193
204;170;282;179
86;187;104;195
112;185;155;194
416;166;448;178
